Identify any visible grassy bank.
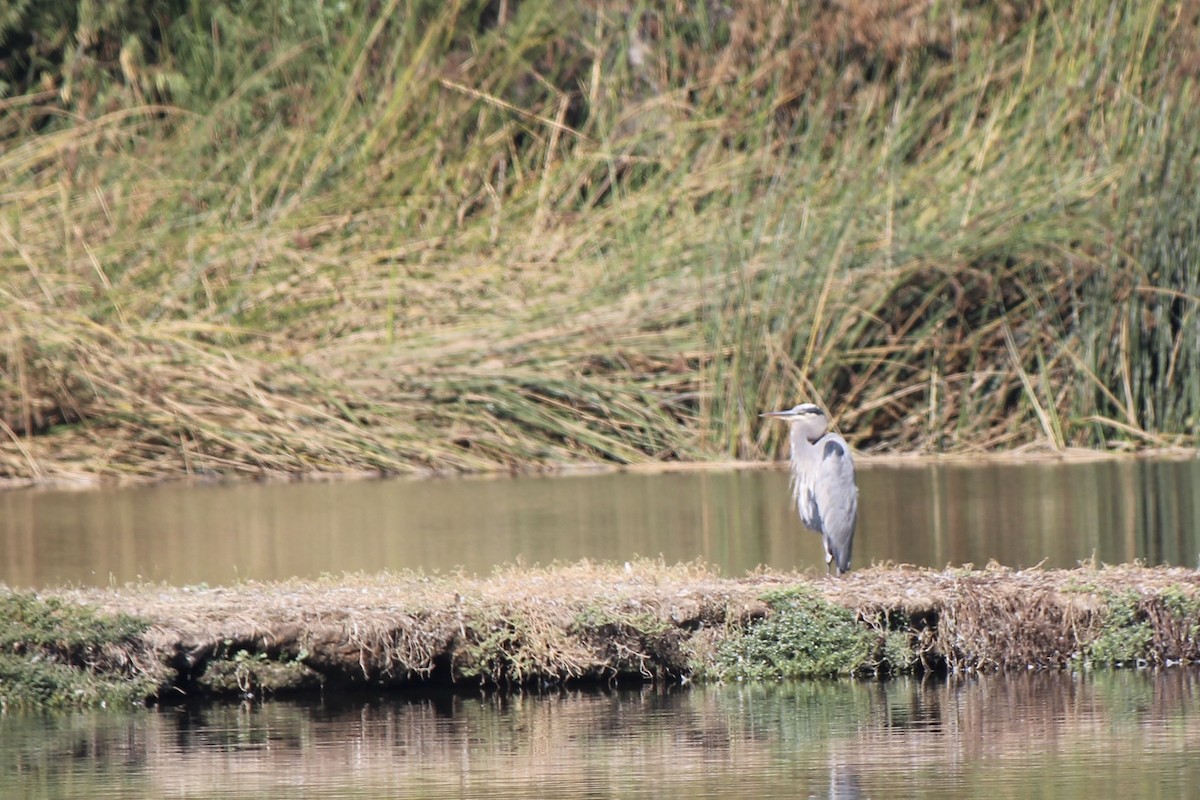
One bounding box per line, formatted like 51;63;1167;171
3;560;1198;708
2;1;1200;482
0;592;157;709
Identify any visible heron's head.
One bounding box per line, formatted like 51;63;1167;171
760;403;829;441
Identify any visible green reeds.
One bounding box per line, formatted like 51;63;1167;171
1;0;1197;481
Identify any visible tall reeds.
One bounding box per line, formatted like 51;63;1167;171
1;0;1197;480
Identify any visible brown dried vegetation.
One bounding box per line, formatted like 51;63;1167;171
21;560;1199;704
3;2;1200;483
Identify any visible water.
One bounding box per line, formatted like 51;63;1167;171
3;460;1200;797
1;458;1198;588
2;671;1198;799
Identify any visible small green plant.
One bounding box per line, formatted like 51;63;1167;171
1086;590;1154;666
1160;585;1200;620
198;648;322;696
879;628;918;674
455;614;537;684
713;587;876;681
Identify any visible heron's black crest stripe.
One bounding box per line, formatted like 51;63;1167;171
822;440;843;460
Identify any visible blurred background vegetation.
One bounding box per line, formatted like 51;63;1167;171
1;0;1198;481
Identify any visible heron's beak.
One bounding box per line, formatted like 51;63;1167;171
759;410;795;419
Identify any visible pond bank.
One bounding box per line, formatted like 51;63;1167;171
3;561;1199;709
4;449;1196;492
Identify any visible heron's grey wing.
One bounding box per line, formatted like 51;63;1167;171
812;434;858;570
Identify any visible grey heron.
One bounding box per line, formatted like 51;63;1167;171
761;403;858;574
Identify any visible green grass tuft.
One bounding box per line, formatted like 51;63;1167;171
1086;590;1155;666
1084;583;1200;668
0;593;147;653
714;587;877;680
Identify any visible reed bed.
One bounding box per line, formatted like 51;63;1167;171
2;1;1199;482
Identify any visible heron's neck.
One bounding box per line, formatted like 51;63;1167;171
790;426;826;448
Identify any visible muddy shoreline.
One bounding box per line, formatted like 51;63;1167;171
3;561;1199;709
3;449;1196;492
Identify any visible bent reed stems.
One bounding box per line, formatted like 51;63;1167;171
1;1;1198;481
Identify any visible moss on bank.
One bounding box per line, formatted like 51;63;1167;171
0;593;159;710
710;587;880;680
4;561;1199;709
1084;585;1200;668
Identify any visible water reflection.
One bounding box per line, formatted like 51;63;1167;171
1;671;1198;799
1;459;1198;588
866;458;1200;569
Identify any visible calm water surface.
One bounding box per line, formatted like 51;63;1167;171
2;671;1199;799
1;459;1198;587
3;461;1200;798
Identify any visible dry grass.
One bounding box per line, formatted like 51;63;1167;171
2;2;1199;483
17;559;1196;704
